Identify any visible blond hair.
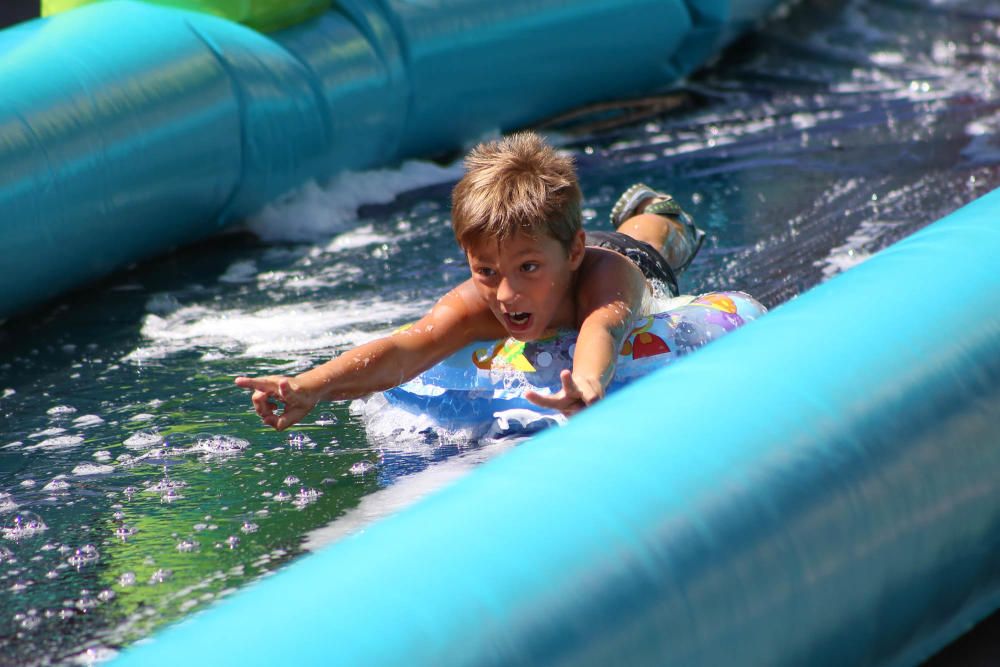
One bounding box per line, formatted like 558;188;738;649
451;132;582;250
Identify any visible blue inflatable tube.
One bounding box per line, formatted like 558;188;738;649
114;189;1000;665
384;292;766;427
0;0;773;321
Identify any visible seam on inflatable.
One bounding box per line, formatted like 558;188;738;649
263;31;337;175
358;0;416;160
184;19;247;228
324;2;409;160
7;107;57;248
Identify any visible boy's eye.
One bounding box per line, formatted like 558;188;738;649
521;262;539;273
475;267;496;278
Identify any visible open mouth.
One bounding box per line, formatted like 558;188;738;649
504;311;533;332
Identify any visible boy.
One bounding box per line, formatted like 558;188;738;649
236;132;703;426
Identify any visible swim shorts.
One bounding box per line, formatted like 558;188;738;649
585;231;679;297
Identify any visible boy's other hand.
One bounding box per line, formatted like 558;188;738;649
234;375;318;431
524;370;603;417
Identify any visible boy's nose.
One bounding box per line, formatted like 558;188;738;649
496;277;517;304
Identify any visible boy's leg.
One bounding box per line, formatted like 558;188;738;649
610;184;705;274
616;211;693;270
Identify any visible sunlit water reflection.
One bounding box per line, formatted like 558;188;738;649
1;0;999;662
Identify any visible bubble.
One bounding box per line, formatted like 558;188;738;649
3;512;48;541
286;433;315;449
93;450;112;461
240;521;259;534
67;545;100;568
46;570;59;580
0;493;17;513
75;596;99;612
161;489;183;503
283;476;300;486
314;413;338;426
123;431;164;450
225;536;240;549
146;479;187;494
26;435;84;452
122;486;138;498
42;478;71;493
118;572;136;587
72;464;114;476
192;523;208;532
189;435;250;456
129;413;155;422
112;511;125;521
115;525;137;541
47;405;77;416
19;613;41;631
176;539;200;553
148;569;173;584
73;415;105;428
0;545;15;564
273;491;291;502
97;589;115;602
350;461;375;476
293;488;322;509
19;480;35;488
10;580;33;592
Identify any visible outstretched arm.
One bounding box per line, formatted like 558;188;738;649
525;251;645;415
235;281;502;430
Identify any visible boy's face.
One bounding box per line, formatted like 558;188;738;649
466;229;585;341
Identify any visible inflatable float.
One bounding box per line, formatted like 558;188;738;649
385;292;766;426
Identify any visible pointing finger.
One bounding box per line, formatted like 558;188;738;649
251;389;275;416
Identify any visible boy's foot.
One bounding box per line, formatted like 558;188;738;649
610;182;684;225
610;183;706;274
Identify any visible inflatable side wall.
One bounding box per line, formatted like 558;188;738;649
113;188;1000;665
0;0;774;321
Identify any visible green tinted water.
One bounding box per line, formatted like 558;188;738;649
2;0;999;662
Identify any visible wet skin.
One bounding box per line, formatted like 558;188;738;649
464;229;585;341
236;229;646;422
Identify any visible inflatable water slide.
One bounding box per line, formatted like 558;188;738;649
0;1;997;664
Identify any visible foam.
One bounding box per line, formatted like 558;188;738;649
247;160;463;243
123;431;164;450
24;435;84;451
72;464;115;476
125;297;431;363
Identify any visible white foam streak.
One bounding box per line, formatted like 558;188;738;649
125;298;432;363
815;219;903;280
247;160;463;243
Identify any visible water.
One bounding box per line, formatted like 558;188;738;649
2;0;999;662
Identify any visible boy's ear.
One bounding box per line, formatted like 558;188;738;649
568;230;586;269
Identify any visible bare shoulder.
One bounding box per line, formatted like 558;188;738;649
420;278;506;342
577;246;647;309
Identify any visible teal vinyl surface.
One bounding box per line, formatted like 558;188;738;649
113;188;1000;665
0;0;775;321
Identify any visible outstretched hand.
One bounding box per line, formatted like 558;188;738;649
234;375;319;431
524;370;604;417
